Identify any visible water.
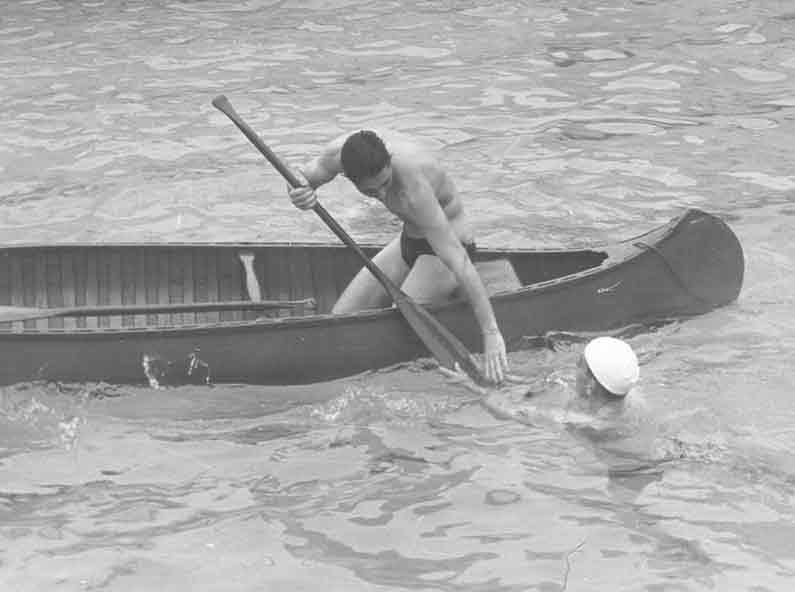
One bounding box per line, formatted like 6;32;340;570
1;0;795;590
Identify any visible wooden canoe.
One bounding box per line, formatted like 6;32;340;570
0;208;743;387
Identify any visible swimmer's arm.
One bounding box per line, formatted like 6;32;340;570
481;391;566;427
439;365;535;396
481;391;519;420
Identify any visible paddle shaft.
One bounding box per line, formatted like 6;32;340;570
0;298;314;324
212;94;487;384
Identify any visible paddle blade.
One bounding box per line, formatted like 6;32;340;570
393;295;488;386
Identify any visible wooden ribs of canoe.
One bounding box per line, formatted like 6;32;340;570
0;209;743;386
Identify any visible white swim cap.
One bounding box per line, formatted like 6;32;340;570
583;337;639;396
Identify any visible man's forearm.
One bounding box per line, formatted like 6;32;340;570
299;146;341;188
456;260;500;335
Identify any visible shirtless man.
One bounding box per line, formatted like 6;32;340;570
287;129;509;383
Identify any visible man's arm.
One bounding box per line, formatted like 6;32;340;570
405;181;508;382
288;135;346;210
423;213;499;335
298;135;346;188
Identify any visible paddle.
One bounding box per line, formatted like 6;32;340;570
0;298;315;324
211;94;489;386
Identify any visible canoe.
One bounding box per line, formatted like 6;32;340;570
0;208;743;387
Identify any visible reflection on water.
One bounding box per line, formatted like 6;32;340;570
2;0;795;590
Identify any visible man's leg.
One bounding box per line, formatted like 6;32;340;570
332;235;410;314
400;254;459;305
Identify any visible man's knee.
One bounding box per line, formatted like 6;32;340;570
332;237;409;313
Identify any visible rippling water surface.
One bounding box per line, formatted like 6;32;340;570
2;1;795;590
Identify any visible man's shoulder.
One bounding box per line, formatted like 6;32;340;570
392;143;444;186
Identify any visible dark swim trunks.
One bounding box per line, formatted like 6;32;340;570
400;230;477;268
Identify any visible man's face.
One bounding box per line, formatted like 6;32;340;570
356;165;392;200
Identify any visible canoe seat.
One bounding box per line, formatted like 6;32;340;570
474;259;522;295
448;259;521;303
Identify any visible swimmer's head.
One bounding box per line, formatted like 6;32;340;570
576;337;639;399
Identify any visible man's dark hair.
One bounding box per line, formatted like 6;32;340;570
340;130;391;183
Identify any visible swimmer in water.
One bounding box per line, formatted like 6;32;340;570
478;336;654;476
453;337;795;490
447;336;641;430
569;335;640;418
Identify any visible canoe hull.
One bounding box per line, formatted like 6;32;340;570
0;209;743;386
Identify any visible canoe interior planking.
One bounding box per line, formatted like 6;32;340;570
0;243;609;333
